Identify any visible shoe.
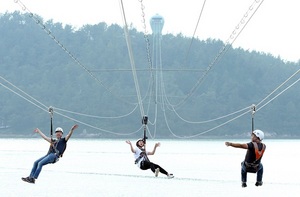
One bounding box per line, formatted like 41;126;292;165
242;182;247;187
21;177;30;182
22;177;35;184
155;168;159;177
167;173;174;179
29;178;35;184
255;181;263;186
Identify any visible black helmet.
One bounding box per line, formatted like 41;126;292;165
136;138;144;147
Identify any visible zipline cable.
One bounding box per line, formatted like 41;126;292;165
173;0;265;109
183;0;207;67
256;68;300;109
120;0;152;142
119;0;145;118
256;77;300;112
13;0;136;106
0;76;142;136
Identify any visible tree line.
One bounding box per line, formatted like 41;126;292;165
0;12;299;138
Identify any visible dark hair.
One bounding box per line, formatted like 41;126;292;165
136;139;144;147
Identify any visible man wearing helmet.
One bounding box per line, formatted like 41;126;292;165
225;129;266;188
126;139;174;178
22;124;78;184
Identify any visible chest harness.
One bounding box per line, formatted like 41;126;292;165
134;148;150;164
244;142;266;172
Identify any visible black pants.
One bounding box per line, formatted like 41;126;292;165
140;161;168;175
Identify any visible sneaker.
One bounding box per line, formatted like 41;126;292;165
255;181;263;186
22;177;35;184
167;173;174;179
29;178;35;184
21;177;30;182
155;168;160;177
242;182;247;187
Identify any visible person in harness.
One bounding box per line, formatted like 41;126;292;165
126;139;174;178
225;129;266;188
21;124;78;184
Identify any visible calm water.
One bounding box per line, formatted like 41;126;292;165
0;138;299;197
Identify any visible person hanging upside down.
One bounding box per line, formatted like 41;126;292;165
22;124;79;184
225;129;266;188
126;139;174;178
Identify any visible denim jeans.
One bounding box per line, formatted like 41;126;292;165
241;161;263;183
30;153;57;179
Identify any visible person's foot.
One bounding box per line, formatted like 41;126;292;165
167;173;174;179
242;182;247;187
21;177;30;182
27;177;35;184
22;177;35;184
255;181;263;186
155;168;159;177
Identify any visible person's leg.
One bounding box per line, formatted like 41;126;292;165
241;162;247;187
255;163;263;186
32;153;56;179
29;155;47;178
151;163;168;176
140;161;173;178
140;161;151;170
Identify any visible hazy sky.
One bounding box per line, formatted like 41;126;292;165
1;0;300;62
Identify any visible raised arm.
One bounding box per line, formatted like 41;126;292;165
125;140;136;153
225;142;248;149
65;124;79;141
147;142;160;155
34;128;51;143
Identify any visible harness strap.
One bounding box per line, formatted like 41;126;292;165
253;142;265;161
135;155;143;164
134;151;149;164
244;161;259;168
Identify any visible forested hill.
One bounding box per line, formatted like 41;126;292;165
0;12;299;138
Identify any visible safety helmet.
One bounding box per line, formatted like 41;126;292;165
252;129;264;141
136;138;144;147
55;127;64;134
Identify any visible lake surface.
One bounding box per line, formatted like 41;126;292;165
0;138;299;197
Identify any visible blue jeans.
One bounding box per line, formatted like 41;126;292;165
241;161;263;183
30;153;57;179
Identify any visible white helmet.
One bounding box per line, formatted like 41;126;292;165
55;127;64;134
253;129;264;140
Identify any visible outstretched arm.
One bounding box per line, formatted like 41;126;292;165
147;142;160;155
34;128;51;143
65;124;79;141
125;140;135;153
225;142;248;149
